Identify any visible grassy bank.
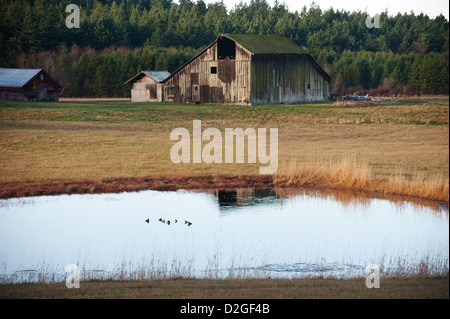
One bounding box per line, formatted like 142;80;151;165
274;157;449;202
0;98;448;202
1;276;448;299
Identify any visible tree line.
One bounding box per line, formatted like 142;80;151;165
1;0;448;96
15;45;198;97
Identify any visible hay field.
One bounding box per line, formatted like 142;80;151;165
0;98;448;201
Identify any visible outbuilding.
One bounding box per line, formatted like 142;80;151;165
0;68;62;101
126;71;171;102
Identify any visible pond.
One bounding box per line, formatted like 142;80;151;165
0;189;448;282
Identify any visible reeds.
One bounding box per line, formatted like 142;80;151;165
1;253;448;285
274;157;449;203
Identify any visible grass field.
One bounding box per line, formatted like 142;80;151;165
1;276;448;299
0;97;448;201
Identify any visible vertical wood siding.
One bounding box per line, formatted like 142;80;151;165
251;54;330;105
164;40;329;105
164;42;252;105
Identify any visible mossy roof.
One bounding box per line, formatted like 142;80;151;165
222;33;303;54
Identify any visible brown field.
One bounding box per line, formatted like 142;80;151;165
1;276;448;299
0;97;448;202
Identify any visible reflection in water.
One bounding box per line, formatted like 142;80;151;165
215;189;278;210
212;187;447;212
217;190;237;206
0;188;448;283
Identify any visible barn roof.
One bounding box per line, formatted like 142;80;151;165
0;68;41;87
125;71;171;84
142;71;171;82
0;68;62;88
163;34;330;83
222;34;304;55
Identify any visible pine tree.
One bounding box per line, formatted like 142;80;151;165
155;52;166;70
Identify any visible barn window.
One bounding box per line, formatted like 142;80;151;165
133;83;146;90
211;66;217;74
217;36;236;60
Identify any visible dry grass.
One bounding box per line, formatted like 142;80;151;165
1;276;448;299
1;250;447;298
0;98;448;202
274;157;449;202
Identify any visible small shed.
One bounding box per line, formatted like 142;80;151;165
126;71;171;102
0;68;62;101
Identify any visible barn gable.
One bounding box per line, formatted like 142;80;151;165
163;36;252;105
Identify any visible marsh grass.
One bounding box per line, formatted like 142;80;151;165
1;252;448;285
274;157;449;202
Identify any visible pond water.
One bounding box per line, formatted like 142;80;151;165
0;189;448;282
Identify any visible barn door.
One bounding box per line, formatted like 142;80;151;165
192;84;200;102
149;83;157;100
37;84;47;101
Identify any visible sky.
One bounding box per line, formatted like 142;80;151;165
204;0;449;19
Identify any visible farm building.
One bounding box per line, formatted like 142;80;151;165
126;71;171;102
162;33;331;105
0;68;62;101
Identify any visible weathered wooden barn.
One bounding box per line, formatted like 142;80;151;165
126;71;171;102
0;68;62;101
163;34;330;105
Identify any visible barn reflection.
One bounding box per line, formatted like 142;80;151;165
206;186;446;213
213;189;279;211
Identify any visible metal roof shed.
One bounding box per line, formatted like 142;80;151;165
125;71;171;102
0;68;62;101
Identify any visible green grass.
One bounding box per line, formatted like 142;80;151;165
0;98;447;126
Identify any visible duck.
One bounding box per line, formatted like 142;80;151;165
174;219;178;223
167;220;171;225
187;222;192;226
145;218;149;223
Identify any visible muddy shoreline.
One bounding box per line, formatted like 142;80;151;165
0;175;448;210
0;175;275;200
